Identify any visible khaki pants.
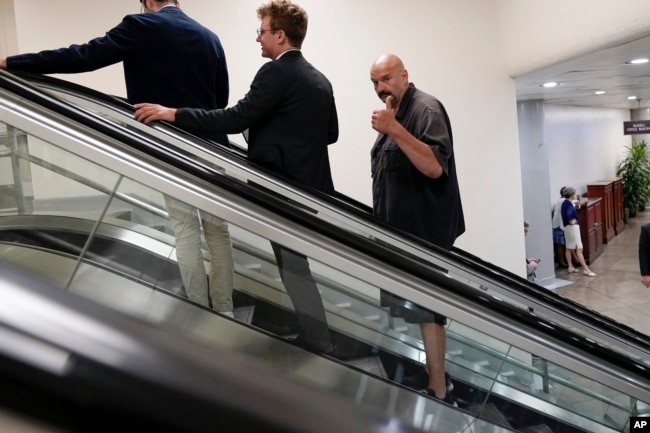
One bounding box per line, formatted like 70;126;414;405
164;195;234;312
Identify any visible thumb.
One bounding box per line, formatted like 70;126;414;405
385;95;394;110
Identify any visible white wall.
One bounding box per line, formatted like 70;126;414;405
545;105;631;202
4;0;539;277
0;0;17;59
495;0;650;77
0;0;16;186
10;1;126;95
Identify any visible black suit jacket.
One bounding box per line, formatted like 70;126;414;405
7;7;229;144
175;50;338;193
639;223;650;275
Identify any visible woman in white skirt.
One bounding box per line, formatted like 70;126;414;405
560;187;596;277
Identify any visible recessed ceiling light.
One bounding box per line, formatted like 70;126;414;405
628;96;638;100
594;90;606;95
627;58;649;64
541;82;558;88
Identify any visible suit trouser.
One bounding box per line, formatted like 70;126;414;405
165;195;234;312
271;242;333;350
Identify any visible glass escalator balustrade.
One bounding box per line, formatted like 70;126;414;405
28;74;650;374
1;75;649;433
0;119;484;432
0;127;646;433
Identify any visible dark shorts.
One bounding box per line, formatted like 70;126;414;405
553;227;565;244
380;290;447;325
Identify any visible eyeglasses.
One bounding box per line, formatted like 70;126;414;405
256;28;276;37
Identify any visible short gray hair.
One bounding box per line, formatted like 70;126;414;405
563;187;576;198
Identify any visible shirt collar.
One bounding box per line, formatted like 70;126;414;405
396;83;416;120
275;48;300;60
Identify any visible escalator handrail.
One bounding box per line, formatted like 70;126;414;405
9;70;251;157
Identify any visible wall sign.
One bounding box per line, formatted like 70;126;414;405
624;120;650;135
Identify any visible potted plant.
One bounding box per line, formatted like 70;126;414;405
616;139;650;218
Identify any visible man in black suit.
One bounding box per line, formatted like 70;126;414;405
1;0;236;317
134;0;339;354
639;223;650;288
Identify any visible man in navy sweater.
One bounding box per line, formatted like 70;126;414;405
1;0;236;317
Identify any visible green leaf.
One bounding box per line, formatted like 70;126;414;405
617;140;650;214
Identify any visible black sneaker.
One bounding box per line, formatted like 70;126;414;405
422;388;459;407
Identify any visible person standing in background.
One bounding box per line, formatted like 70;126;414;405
524;220;539;282
561;187;596;277
1;0;235;316
638;223;650;287
133;0;340;355
369;53;465;405
552;186;571;268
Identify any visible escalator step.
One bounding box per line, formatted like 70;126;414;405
346;356;387;378
232;305;255;324
465;402;512;429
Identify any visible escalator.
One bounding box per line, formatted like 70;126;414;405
0;260;431;433
1;69;649;433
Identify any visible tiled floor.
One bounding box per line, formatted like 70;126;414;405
553;210;650;337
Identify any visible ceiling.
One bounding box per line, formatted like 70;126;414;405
515;35;650;110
